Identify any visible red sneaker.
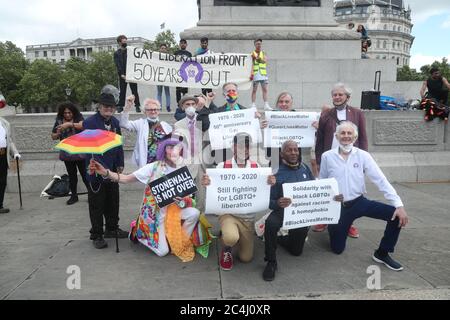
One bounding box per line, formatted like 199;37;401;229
312;224;327;232
220;247;233;271
348;225;360;238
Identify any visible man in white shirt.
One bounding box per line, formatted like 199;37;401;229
320;121;408;271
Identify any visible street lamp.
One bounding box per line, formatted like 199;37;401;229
65;85;72;97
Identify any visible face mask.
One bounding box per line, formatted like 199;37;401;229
225;91;238;104
122;43;127;48
185;106;196;117
339;143;353;153
147;117;159;123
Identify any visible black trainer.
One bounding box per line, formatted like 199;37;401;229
263;260;278;281
135;106;141;113
66;195;78;205
372;251;404;271
0;207;10;214
104;228;129;239
93;237;108;249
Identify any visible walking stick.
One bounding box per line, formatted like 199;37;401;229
16;157;23;209
116;229;120;253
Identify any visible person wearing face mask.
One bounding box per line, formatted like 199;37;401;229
320;121;408;272
120;95;172;168
313;83;368;238
114;35;141;113
173;95;209;211
213;82;262;164
174;92;217;122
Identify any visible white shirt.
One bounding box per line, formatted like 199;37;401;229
319;147;403;208
120;112;172;168
0;123;6;148
331;108;347;149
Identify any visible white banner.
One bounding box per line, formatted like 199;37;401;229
205;168;272;215
282;178;341;229
208;108;262;150
263;111;319;148
126;46;252;90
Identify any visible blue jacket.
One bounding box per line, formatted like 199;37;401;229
83;112;124;183
270;162;315;214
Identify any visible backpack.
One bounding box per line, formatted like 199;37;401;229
45;174;71;197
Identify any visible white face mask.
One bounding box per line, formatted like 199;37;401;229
185;106;196;117
339;143;353;153
147;117;159;123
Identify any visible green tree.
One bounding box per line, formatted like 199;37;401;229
86;51;117;100
396;65;425;81
0;41;29;105
420;58;450;80
145;30;179;53
58;57;92;108
17;59;64;112
420;58;450;105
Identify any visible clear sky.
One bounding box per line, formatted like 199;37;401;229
0;0;449;70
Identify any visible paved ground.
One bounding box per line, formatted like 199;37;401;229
0;182;449;300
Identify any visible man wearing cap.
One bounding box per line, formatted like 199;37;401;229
173;95;210;211
0;93;21;214
120;95;172;168
83;90;126;249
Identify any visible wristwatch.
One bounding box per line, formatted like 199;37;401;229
178;200;186;209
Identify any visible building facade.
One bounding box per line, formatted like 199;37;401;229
334;0;414;67
25;37;150;63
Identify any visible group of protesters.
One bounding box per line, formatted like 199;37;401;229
0;35;423;282
45;73;409;282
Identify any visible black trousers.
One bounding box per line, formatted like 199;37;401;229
118;77;140;108
264;211;309;262
176;87;188;103
0;154;8;208
63;160;88;196
88;182;120;238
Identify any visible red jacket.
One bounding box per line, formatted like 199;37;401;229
315;106;368;165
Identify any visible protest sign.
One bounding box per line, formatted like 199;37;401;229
149;166;198;208
126;46;252;90
264;111;319;148
208;108;262;150
205;167;271;215
282;178;341;229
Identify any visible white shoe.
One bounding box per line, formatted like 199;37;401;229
251;103;257;108
264;103;273;111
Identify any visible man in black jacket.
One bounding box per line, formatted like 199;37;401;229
114;35;141;113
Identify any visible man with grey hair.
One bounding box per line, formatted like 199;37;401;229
120;95;172;168
320;121;408;271
313;83;368;238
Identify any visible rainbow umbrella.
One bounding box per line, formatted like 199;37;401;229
54;129;123;155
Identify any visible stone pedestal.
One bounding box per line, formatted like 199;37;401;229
180;0;414;109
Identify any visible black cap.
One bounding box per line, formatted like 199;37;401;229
97;93;116;107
